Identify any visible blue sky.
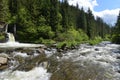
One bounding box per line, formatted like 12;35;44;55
94;0;120;11
68;0;120;26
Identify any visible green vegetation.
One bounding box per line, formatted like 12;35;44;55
56;29;88;48
0;33;5;42
0;0;9;22
112;11;120;44
0;0;112;46
112;34;120;44
89;36;103;45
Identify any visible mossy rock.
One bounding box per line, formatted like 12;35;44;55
47;55;59;73
13;53;47;71
14;55;25;64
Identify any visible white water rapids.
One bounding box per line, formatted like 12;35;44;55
0;33;50;80
0;41;120;80
0;67;51;80
60;41;120;80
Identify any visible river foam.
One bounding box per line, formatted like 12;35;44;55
0;67;51;80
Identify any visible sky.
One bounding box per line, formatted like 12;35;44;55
68;0;120;26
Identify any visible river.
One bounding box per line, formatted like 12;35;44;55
0;41;120;80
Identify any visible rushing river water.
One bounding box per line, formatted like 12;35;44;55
0;41;120;80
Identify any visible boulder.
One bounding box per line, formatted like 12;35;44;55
0;53;9;58
13;53;47;71
0;57;8;64
0;54;9;70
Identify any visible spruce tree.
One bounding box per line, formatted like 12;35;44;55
0;0;9;22
116;11;120;33
79;7;87;33
9;0;18;16
49;0;59;32
86;8;95;39
61;0;69;31
112;11;120;43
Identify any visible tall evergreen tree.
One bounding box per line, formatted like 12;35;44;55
115;11;120;33
86;8;95;39
9;0;18;16
60;0;69;31
78;7;87;33
0;0;9;22
49;0;59;32
112;11;120;44
96;17;104;37
8;0;20;24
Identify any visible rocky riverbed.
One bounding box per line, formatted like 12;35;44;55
0;41;120;80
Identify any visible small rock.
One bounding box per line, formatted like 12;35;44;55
95;48;99;51
51;43;57;48
36;48;45;54
57;49;63;52
40;61;48;68
61;43;67;50
117;70;120;73
117;56;120;59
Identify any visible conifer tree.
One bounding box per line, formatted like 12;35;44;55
86;8;95;39
115;11;120;33
0;0;9;22
49;0;59;32
61;0;69;31
112;11;120;43
9;0;18;16
79;7;87;33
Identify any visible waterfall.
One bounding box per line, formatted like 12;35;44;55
7;33;15;42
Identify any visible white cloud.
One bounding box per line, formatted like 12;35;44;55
94;9;120;25
68;0;120;26
68;0;98;11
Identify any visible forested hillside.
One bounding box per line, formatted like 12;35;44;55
112;11;120;44
0;0;111;45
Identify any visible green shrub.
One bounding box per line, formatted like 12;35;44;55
0;33;5;42
112;34;120;44
77;29;89;42
56;41;77;49
104;34;111;41
37;25;55;39
89;36;103;45
55;29;88;48
55;29;88;42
